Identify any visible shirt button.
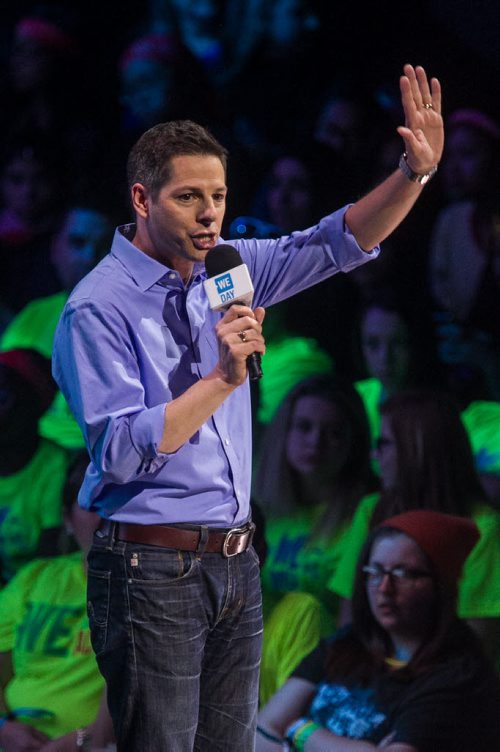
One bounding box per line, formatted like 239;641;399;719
169;272;176;280
225;438;230;445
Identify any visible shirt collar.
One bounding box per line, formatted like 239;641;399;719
110;224;206;291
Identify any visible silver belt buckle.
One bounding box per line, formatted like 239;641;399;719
222;522;255;558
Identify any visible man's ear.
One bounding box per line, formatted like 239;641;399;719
131;183;149;218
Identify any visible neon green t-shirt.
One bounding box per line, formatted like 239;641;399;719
261;495;378;621
0;439;69;582
260;591;331;706
0;292;85;450
0;552;104;738
461;400;500;476
0;292;66;358
328;494;500;620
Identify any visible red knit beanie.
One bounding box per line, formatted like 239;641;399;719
380;510;480;585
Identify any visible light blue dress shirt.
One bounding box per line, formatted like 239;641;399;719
53;210;378;526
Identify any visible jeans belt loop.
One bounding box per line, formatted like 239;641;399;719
196;526;209;555
94;519;116;549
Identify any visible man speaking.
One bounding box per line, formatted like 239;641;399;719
53;64;443;751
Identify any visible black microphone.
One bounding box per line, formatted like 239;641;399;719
204;244;263;381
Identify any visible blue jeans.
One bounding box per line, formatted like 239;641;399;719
87;524;263;751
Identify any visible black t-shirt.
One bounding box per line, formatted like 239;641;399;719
292;626;500;752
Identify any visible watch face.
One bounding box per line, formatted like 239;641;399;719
419;173;431;185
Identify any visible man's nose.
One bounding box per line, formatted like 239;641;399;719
198;199;217;223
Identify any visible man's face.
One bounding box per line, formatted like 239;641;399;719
133;154;227;278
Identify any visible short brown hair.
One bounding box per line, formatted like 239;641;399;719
126;119;228;200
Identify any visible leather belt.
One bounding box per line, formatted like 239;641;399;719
113;521;255;558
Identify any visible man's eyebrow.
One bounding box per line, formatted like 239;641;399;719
177;182;227;190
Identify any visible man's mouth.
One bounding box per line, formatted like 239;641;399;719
192;234;216;250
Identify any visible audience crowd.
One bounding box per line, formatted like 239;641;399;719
0;2;499;749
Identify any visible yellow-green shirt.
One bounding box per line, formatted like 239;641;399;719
261;495;379;619
0;440;69;582
0;552;104;738
0;292;85;449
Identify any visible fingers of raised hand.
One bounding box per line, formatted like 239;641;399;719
402;63;441;115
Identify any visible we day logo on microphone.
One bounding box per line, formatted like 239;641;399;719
215;272;236;303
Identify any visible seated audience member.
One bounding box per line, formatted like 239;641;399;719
328;389;500;669
254;375;379;703
239;152;363;381
438;108;500;205
0;134;65;316
0;204;114;450
428;109;500;401
0;348;70;583
256;510;500;751
353;288;443;458
117;29;214;156
249;154;318;235
0;451;114;751
255;375;379;614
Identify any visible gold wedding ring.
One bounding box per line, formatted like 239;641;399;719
238;330;248;343
423;102;434;109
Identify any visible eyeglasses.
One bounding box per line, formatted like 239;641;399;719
363;564;432;588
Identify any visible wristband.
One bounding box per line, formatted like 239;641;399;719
293;719;320;750
286;717;320;750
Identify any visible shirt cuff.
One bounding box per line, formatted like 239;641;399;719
320;206;380;271
129;402;173;462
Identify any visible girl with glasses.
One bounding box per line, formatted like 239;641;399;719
328;388;500;671
256;510;500;751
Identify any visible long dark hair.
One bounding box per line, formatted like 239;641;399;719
254;374;378;536
371;388;486;527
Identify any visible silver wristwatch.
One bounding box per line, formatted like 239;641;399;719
398;152;438;185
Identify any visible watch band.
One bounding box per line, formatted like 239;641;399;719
398;152;438;185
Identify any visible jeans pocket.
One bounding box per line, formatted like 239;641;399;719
87;567;111;655
125;546;199;586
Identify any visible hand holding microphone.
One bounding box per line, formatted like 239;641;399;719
204;245;264;382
